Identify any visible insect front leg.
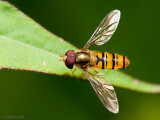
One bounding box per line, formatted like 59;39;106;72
71;67;77;76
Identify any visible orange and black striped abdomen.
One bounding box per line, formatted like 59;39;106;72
91;52;130;69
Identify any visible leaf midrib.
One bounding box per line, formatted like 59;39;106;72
0;34;59;57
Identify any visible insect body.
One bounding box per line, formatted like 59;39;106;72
64;51;129;69
61;10;130;113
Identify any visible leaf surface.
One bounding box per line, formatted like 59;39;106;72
0;1;159;93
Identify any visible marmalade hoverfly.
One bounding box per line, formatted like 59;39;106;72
61;10;130;113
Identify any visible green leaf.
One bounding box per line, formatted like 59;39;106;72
0;1;159;93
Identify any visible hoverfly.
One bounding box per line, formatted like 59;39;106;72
61;10;130;113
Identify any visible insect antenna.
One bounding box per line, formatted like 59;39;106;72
59;54;64;61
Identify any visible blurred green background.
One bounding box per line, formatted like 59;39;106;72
0;0;160;120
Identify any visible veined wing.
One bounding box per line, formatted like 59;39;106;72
83;70;119;113
83;10;120;51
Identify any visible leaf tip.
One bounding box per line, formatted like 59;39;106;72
158;85;160;93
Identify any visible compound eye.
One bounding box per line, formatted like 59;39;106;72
65;56;75;69
65;50;75;56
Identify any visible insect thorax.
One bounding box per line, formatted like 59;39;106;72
75;52;90;68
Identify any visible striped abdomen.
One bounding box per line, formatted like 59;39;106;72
90;52;130;69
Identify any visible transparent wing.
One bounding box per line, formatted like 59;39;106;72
83;10;120;51
83;70;119;113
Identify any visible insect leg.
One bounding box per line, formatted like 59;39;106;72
71;67;77;76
